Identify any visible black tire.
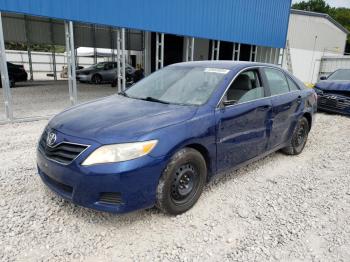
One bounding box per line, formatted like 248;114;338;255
0;78;15;88
156;148;207;215
10;78;15;88
111;78;117;87
281;117;309;155
91;74;102;85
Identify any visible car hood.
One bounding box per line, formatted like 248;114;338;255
315;80;350;92
49;95;198;144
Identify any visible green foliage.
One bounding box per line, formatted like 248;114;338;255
292;0;331;13
5;42;65;53
292;0;350;53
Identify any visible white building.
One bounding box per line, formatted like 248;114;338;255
286;9;349;83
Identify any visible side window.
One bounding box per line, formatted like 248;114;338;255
225;70;264;104
264;68;289;96
286;76;300;91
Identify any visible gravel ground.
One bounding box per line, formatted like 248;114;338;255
0;80;118;120
0;113;350;262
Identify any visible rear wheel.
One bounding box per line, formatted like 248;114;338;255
0;77;15;88
156;148;207;215
91;74;102;85
9;77;15;88
281;117;309;155
111;78;117;87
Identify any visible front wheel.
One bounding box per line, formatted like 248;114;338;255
281;117;309;155
91;74;102;85
156;148;207;215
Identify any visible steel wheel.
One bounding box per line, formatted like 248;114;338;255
171;163;200;205
281;117;310;155
156;148;207;215
295;121;307;148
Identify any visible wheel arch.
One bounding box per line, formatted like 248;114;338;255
303;112;312;130
182;143;213;179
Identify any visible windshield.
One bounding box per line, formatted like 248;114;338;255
124;66;230;106
94;63;106;69
328;69;350;81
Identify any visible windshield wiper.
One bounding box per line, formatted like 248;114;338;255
141;97;170;104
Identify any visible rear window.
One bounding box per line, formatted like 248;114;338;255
287;77;300;91
264;68;289;96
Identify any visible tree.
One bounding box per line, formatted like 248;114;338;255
292;0;331;13
292;0;350;54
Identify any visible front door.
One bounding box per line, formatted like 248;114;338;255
215;68;272;172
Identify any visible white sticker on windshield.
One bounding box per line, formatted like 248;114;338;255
204;68;230;74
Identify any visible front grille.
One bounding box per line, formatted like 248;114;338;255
42;172;73;195
38;129;89;165
318;95;350;111
99;192;123;205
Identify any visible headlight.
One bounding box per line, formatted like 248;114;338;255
82;140;158;166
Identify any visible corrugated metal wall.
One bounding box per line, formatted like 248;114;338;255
0;0;292;48
2;13;144;50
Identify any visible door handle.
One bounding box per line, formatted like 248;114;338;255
297;96;302;104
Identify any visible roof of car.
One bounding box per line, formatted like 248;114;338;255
170;61;280;70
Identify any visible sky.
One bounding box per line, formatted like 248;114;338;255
292;0;350;8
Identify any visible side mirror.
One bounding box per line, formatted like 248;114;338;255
222;100;237;107
320;76;327;80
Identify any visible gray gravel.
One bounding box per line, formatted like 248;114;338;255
0;112;350;262
0;80;118;120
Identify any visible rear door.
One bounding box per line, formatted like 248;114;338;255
262;67;302;150
103;63;116;81
215;68;272;172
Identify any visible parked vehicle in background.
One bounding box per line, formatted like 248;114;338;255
37;61;317;215
0;62;27;87
315;69;350;116
111;67;144;87
76;62;135;84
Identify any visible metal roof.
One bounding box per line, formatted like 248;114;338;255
0;0;292;48
170;61;273;70
291;9;349;35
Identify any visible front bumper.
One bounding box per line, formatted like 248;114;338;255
76;74;92;82
317;95;350;116
37;142;167;214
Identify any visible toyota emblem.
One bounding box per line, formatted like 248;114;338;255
46;132;57;147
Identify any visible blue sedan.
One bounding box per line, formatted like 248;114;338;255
314;69;350;116
37;61;317;215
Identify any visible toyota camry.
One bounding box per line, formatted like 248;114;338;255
37;61;317;215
